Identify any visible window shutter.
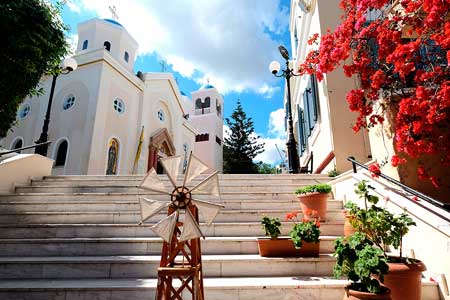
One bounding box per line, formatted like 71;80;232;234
302;93;311;137
311;75;319;122
297;105;305;155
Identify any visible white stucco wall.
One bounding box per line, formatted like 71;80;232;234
190;87;224;173
77;18;138;73
289;0;371;174
0;17;215;176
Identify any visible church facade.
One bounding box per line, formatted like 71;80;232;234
1;18;223;175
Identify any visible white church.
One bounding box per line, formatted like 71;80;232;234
1;18;224;175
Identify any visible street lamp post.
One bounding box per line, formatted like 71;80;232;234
269;46;300;174
35;57;78;156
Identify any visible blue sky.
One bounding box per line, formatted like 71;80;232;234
59;0;291;165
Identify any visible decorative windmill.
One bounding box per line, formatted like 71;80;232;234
138;153;223;300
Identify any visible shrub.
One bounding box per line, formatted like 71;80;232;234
295;183;332;195
261;216;281;239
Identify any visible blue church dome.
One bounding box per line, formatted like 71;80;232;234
180;91;187;96
104;18;123;27
202;84;215;89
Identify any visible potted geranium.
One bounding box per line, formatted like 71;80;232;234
287;210;321;257
346;180;426;300
295;183;331;221
334;232;391;300
257;216;297;257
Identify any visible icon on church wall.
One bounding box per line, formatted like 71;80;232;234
106;138;119;175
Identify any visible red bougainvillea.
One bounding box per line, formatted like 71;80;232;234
300;0;450;186
369;163;381;178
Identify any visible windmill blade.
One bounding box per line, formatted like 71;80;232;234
151;211;179;243
192;198;224;226
183;152;209;187
179;209;204;242
139;168;170;195
190;171;220;197
138;198;168;225
160;156;183;188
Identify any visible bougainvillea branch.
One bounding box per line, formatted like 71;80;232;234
300;0;450;186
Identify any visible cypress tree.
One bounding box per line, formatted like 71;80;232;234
223;100;264;173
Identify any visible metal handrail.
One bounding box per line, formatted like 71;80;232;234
348;156;450;212
0;141;52;157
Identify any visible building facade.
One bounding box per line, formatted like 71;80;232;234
1;18;223;175
190;85;224;173
287;0;372;174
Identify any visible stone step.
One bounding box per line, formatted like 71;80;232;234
0;236;338;256
0;192;304;201
0;199;343;212
0;254;336;279
0;221;344;238
32;177;330;186
42;174;330;181
15;184;319;194
0;209;344;224
0;277;438;300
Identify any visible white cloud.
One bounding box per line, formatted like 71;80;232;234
268;108;286;138
258;84;280;99
223;124;230;140
66;33;78;56
166;55;196;78
253;108;287;166
65;0;82;13
67;0;288;94
254;136;286;165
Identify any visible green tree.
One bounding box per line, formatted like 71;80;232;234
223;100;264;173
256;161;277;174
0;0;68;138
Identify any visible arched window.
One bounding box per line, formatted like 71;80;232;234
204;97;211;108
106;138;119;175
82;40;88;50
195;98;202;109
11;138;23;153
55;140;68;167
195;98;211;115
157;109;165;122
103;41;111;51
216;102;221;116
124;51;129;62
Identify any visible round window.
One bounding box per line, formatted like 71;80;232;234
63;94;76;110
113;98;125;114
18;103;31;119
157;109;165;122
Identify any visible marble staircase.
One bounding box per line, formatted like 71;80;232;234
0;174;439;300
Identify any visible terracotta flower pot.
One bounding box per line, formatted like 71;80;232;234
343;286;391;300
344;214;357;237
383;259;426;300
297;192;328;221
257;237;320;257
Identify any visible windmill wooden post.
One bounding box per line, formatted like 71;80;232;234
137;154;222;300
156;203;204;300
